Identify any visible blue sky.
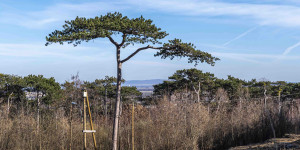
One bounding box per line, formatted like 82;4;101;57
1;0;300;83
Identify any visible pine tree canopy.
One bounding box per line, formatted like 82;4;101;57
46;12;219;66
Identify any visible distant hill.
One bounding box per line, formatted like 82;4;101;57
123;79;165;97
123;79;165;87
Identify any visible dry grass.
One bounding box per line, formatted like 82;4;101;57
0;98;299;150
230;134;300;149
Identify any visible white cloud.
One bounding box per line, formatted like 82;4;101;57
3;0;300;28
128;60;179;67
212;52;300;64
0;2;127;29
282;40;300;55
128;0;300;27
223;26;258;46
0;43;114;61
270;40;300;62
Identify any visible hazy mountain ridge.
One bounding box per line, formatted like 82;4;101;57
123;79;165;88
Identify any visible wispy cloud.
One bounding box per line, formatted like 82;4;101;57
3;0;300;28
282;41;300;55
128;0;300;27
212;52;300;64
223;26;258;46
0;43;114;61
0;1;128;29
128;60;179;67
212;52;264;64
272;40;300;62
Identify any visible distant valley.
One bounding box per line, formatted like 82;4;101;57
123;79;165;97
123;79;165;90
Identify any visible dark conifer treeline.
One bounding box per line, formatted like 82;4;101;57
1;71;300;150
154;68;300;102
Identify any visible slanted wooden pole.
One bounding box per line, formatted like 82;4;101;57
278;88;282;114
86;91;97;149
132;102;135;150
70;102;73;150
83;89;87;150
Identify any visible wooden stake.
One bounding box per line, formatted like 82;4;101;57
83;90;87;150
132;102;134;150
83;89;97;150
70;102;73;150
86;91;97;149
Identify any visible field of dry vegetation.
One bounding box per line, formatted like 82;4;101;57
1;95;300;150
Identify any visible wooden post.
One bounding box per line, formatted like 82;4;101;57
278;88;282;114
82;89;97;150
7;94;10;116
132;102;134;150
105;88;108;122
83;89;87;150
86;91;97;149
37;92;42;150
70;102;73;150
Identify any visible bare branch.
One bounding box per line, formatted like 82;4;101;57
108;36;119;47
121;45;162;63
119;34;127;47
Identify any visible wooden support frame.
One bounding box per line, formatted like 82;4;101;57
83;88;97;150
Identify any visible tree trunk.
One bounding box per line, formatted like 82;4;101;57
105;88;108;121
7;92;13;118
70;103;72;150
278;90;282;114
7;95;10;117
37;91;40;133
37;91;42;150
112;48;122;150
193;82;201;103
197;93;200;103
264;87;267;109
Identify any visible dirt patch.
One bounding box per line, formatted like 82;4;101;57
230;134;300;150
